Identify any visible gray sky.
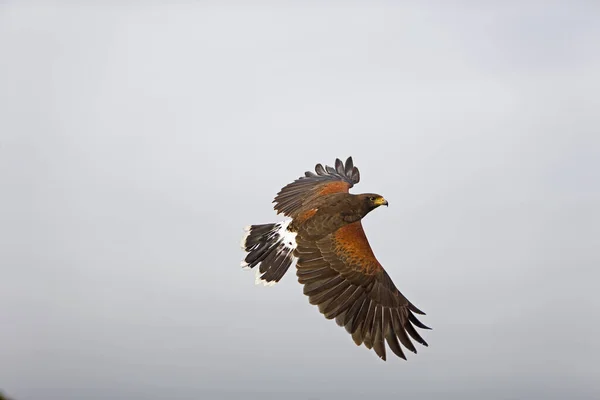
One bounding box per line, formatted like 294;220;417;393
1;2;599;399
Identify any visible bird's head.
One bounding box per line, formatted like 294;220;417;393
359;193;388;212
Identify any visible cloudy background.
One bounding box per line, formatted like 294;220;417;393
1;2;599;399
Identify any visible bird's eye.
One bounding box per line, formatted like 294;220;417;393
369;196;375;201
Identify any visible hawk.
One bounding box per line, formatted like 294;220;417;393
240;157;430;361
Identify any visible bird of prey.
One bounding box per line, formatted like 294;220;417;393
240;157;430;361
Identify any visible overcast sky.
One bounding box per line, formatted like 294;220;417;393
1;2;599;400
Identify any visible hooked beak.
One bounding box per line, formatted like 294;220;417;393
374;197;388;207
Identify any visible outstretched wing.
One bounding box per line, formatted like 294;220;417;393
295;221;430;361
273;157;360;218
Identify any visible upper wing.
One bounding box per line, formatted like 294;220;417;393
295;221;430;361
273;157;360;218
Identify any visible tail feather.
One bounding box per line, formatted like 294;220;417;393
241;220;297;286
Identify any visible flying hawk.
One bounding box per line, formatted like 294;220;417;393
240;157;430;361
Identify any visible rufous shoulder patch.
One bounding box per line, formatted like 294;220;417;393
332;222;382;274
317;181;351;196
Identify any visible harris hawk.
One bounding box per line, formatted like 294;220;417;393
240;157;430;361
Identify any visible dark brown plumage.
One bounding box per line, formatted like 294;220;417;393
241;157;430;361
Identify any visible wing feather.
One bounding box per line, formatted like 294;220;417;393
273;157;360;217
294;221;429;361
